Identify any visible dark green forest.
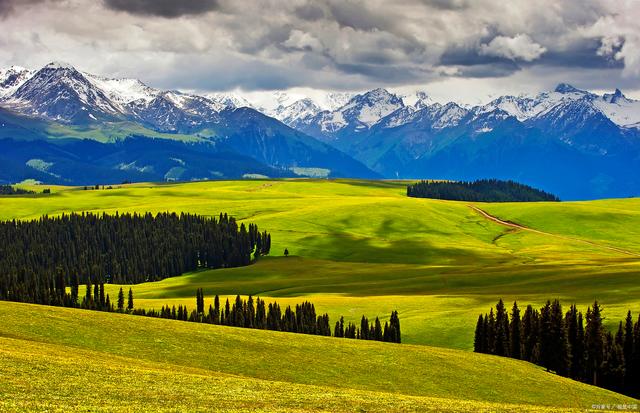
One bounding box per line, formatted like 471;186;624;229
0;212;270;305
474;299;640;398
0;185;34;195
407;179;560;202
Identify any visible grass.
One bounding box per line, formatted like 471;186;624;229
0;301;636;412
2;179;637;348
2;179;640;409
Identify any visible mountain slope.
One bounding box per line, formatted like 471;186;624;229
0;62;378;182
0;301;633;411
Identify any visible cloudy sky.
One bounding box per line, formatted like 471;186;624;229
1;0;639;104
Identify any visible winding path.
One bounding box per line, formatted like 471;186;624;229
469;205;640;258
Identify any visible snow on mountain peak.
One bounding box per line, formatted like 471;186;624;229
554;83;585;94
340;88;405;127
43;61;75;70
0;66;35;99
272;98;321;125
84;73;158;107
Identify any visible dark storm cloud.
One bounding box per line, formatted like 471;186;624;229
103;0;219;18
0;0;638;98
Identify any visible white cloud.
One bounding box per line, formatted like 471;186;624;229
479;34;546;62
0;0;638;101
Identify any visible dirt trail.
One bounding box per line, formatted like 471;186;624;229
469;205;640;258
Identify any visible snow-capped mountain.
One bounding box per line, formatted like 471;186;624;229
84;73;158;108
206;92;254;110
0;62;379;184
1;61;639;198
475;83;640;129
4;62;122;123
0;66;34;98
271;98;321;129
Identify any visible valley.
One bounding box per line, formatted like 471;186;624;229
2;179;640;350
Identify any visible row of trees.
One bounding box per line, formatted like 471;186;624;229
134;289;401;343
407;179;559;202
474;299;640;397
0;185;34;195
0;212;271;305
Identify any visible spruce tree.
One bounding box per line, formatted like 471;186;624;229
550;299;570;376
510;301;521;359
474;314;485;353
117;287;125;312
487;308;496;354
213;295;221;325
494;299;510;357
623;311;634;393
585;301;605;386
127;288;134;311
196;288;204;315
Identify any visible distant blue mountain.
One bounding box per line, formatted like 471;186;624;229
0;63;379;184
1;62;639;199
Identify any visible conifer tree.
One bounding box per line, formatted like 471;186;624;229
117;287;125;312
474;314;485;353
510;301;521;359
334;316;345;338
487;308;496;354
196;288;204;315
585;301;605;386
521;305;538;362
494;299;510;356
127;288;134;311
623;311;634;393
211;295;220;325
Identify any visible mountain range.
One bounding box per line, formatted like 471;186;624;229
1;62;639;199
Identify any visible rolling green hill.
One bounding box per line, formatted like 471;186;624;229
2;179;639;349
0;301;635;412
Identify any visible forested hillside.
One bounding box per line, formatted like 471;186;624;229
407;179;560;202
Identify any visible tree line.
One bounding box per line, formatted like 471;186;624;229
0;185;34;195
407;179;560;202
133;289;401;343
0;212;270;305
474;299;640;397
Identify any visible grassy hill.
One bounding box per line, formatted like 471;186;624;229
0;301;635;412
2;179;639;349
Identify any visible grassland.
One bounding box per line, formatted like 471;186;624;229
2;179;639;349
0;301;635;412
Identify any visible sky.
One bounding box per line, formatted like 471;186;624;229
1;0;640;104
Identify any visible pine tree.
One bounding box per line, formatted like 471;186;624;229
127;288;134;311
566;305;585;381
510;301;521;359
539;301;553;371
334;316;345;338
474;314;485;353
360;316;369;340
117;287;125;312
623;311;634;393
487;308;496;354
585;301;605;386
522;305;539;362
550;299;570;376
196;288;204;315
494;299;510;357
373;317;383;341
213;295;221;325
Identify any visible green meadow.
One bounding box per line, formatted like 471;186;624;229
0;301;635;412
2;179;640;410
3;179;639;348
